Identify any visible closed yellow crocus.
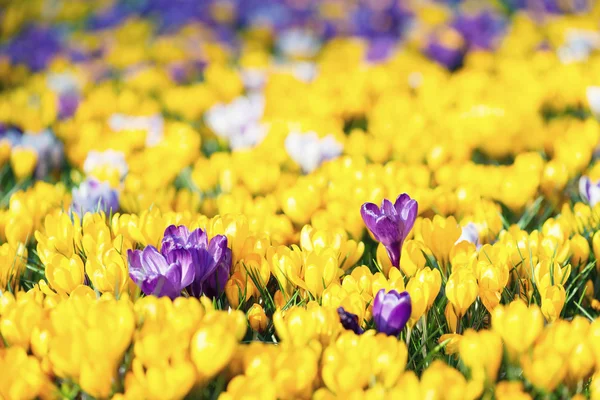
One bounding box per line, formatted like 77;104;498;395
0;241;27;291
413;267;442;311
191;322;239;382
10;147;37;181
540;284;566;323
125;358;197;400
300;224;364;271
0;347;47;400
492;300;544;358
398;240;427;278
302;248;340;299
0;294;43;350
420;215;461;275
35;212;79;266
446;268;478;318
569;234;589;266
248;303;268;333
533;260;571;297
44;254;85;295
459;329;502;384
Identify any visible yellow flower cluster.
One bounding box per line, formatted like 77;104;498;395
2;1;600;398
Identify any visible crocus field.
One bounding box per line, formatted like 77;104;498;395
3;0;600;399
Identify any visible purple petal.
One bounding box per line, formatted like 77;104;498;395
165;249;195;288
380;290;402;319
161;225;190;253
380;199;396;217
141;246;169;275
373;289;386;328
373;290;412;336
580;176;591;202
127;249;144;283
188;228;208;249
361;202;381;236
165;262;183;292
373;216;401;246
141;274;180;299
385;292;412;333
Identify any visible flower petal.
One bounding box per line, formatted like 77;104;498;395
141;246;169;275
360;202;381;236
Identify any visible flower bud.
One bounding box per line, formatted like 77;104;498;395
372;289;411;337
570;234;590;266
248;303;268;333
10;147;37;181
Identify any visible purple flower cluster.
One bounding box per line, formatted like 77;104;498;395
128;225;232;299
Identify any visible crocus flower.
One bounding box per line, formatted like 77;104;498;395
337;307;364;335
586;86;600;117
452;11;505;51
284;131;343;174
425;27;466;70
108;113;165;147
456;222;481;249
83;149;129;181
204;94;267;150
365;36;397;63
360;193;418;267
372;289;412;337
276;28;321;59
161;225;232;298
579;176;600;207
128;245;195;299
71;178;120;216
20;130;64;179
557;30;600;64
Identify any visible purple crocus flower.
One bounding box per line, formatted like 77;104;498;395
128;246;195;299
360;193;418;267
425;27;466;70
337;307;364;335
579;176;600;207
58;93;80;120
161;225;232;298
452;11;505;51
365;36;397;63
71;178;119;216
1;26;62;72
372;289;412;337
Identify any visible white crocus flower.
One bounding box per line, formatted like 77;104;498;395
83;149;128;180
455;222;481;249
284;131;343;174
46;72;80;94
557;29;600;64
276;28;321;59
108;113;164;147
204;94;267;150
586;86;600;117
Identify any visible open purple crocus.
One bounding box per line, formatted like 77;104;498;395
128;225;232;299
372;289;412;337
360;193;418;267
128;246;195;299
161;225;231;298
